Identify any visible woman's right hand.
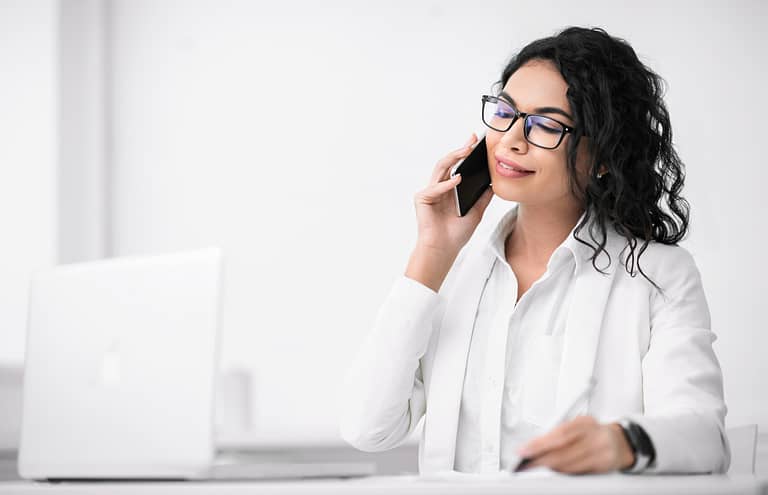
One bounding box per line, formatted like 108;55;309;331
405;134;494;292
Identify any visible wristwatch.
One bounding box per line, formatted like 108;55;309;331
617;419;656;473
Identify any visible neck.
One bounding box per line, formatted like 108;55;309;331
506;202;584;266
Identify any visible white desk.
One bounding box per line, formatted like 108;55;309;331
0;474;766;495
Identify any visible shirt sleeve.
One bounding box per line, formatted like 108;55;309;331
339;275;442;451
627;246;730;474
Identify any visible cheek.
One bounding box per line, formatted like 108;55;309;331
485;133;502;171
539;150;571;181
485;133;499;158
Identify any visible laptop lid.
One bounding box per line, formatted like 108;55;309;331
18;248;223;480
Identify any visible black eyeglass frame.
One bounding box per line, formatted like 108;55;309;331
481;95;576;150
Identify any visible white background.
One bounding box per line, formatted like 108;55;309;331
0;1;57;367
2;0;766;445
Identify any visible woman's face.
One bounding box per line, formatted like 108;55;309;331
486;59;591;209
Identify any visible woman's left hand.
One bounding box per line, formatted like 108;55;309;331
517;416;636;474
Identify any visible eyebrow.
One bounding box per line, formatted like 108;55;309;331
500;91;574;121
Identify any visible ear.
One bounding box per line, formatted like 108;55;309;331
596;165;608;178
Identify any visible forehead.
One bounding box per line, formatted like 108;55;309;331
501;60;570;113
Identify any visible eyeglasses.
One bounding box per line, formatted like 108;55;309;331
481;95;575;150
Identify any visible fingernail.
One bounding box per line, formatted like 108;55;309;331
464;134;475;146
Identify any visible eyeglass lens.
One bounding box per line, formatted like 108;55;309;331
483;97;565;149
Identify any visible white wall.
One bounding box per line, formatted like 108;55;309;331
660;3;768;429
93;0;768;443
0;0;58;365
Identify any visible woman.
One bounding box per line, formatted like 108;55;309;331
340;27;729;475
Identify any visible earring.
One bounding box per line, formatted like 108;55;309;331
597;172;605;179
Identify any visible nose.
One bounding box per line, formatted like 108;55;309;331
498;116;528;154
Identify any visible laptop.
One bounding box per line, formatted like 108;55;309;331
18;248;374;481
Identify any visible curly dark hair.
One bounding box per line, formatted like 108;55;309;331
497;26;689;290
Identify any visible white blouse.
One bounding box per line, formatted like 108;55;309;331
455;208;582;472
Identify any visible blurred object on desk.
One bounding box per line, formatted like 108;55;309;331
727;424;758;475
216;368;253;433
0;365;22;481
0;365;22;452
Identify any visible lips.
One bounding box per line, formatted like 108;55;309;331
495;155;534;173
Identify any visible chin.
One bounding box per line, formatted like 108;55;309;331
490;181;528;203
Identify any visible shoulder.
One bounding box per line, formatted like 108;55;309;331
629;241;699;278
582;227;699;279
606;231;704;300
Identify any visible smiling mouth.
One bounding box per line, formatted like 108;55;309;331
498;162;534;173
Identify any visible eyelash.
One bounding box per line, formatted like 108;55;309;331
533;123;561;133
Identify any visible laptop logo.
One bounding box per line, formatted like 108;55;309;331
100;340;121;386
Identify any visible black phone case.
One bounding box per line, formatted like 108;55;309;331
452;137;491;216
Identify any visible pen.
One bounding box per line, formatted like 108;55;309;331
513;377;598;472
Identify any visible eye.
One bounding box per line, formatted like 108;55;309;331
494;101;516;118
537;123;562;134
530;117;563;134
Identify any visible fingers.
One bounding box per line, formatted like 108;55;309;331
429;134;477;185
520;417;624;474
415;174;461;205
522;428;584;468
529;431;618;474
519;416;595;460
527;440;592;473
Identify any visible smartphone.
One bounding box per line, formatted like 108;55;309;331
450;135;491;216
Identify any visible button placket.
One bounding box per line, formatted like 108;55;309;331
478;269;516;472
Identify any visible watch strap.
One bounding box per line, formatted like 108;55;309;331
618;419;656;473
